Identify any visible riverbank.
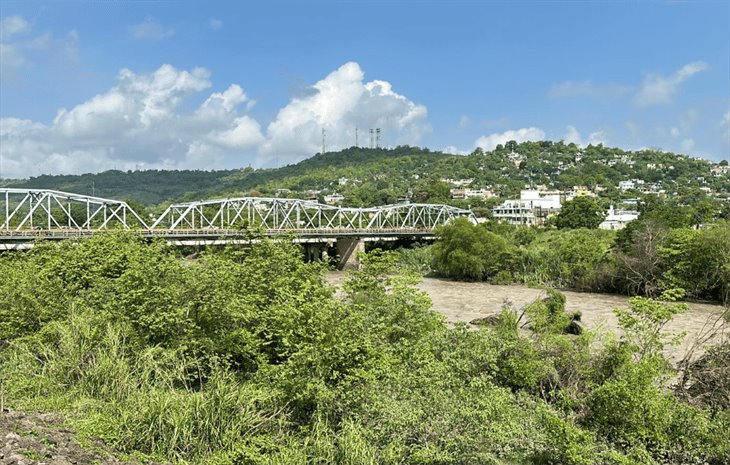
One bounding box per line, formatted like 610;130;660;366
328;271;727;362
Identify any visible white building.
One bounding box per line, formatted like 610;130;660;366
323;193;344;205
492;190;561;226
599;205;639;230
619;180;635;191
452;188;496;200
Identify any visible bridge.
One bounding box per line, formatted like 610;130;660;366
1;188;476;265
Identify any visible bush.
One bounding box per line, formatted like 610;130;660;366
432;218;514;281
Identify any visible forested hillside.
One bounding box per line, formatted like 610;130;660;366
7;142;729;210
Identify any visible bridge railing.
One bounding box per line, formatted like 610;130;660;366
1;188;476;236
0;188;148;231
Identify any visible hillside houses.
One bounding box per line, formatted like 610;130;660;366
492;190;561;226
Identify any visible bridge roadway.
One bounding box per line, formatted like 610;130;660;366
0;188;474;262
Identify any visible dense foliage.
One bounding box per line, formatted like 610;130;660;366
0;234;728;465
8;143;729;215
431;219;730;303
552;196;606;229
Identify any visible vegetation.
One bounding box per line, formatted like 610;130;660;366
429;218;730;304
7;143;729;216
552;196;606;229
1;234;728;464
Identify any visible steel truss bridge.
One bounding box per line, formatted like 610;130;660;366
0;188;476;250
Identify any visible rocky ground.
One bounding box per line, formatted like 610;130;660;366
0;411;165;465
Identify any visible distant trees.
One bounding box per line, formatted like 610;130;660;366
552;196;606;229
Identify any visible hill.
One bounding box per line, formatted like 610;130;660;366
6;142;729;210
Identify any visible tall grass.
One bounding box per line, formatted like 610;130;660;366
0;307;280;463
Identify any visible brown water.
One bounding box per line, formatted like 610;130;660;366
328;272;728;362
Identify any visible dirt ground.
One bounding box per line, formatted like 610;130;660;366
0;411;168;465
329;272;728;362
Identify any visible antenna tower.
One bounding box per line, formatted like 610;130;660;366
321;128;326;154
369;128;374;149
355;127;358;147
375;128;381;148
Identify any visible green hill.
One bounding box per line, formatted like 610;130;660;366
6;142;729;209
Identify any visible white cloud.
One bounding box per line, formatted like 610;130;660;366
587;130;607;146
1;64;260;177
209;18;223;30
458;115;470;129
1;62;431;177
129;18;175;40
633;61;708;107
442;145;470;155
548;80;630;100
562;126;582;145
474;127;545;151
680;138;695;153
561;126;607;147
259;61;429;164
0;43;25;69
0;15;30;40
0;18;80;78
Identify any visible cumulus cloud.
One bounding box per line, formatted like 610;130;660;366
1;64;263;177
634;61;708;107
129;18;175;40
0;62;430;177
548;80;630;100
563;126;582;145
442;145;470;155
0;15;31;40
561;126;607;147
259;62;429;164
474;127;545;151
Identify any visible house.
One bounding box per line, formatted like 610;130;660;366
599;205;639;230
492;190;561;226
323;193;344;205
619;180;635;191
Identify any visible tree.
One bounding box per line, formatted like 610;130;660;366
553;196;606;229
432;218;512;281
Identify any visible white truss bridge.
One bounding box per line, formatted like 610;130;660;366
0;188;476;249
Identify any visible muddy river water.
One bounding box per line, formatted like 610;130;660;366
329;272;727;362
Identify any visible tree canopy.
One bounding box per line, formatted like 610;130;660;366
553;196;607;229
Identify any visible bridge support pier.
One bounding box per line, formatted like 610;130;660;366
336;238;365;270
303;243;327;262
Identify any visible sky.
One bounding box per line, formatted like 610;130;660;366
1;0;729;179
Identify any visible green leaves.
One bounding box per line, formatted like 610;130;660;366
1;235;728;465
432;218;513;281
613;293;688;362
553;196;607;230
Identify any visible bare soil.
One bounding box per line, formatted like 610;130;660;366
0;411;167;465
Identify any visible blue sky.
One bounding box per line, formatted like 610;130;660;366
1;0;728;178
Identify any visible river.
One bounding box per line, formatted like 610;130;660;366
329;272;727;362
